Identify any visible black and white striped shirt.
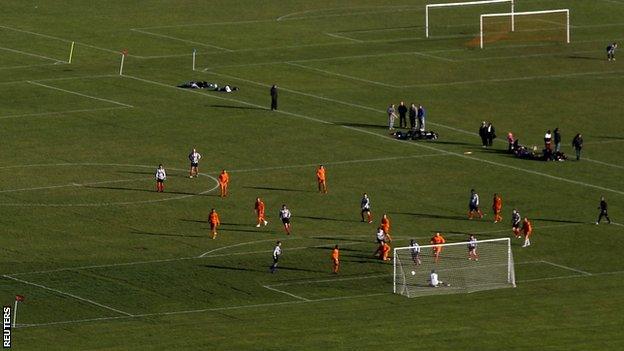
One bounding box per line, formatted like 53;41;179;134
279;208;291;220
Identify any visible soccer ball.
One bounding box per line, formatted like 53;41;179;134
411;271;416;276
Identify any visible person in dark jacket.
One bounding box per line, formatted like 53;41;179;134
596;196;612;225
479;121;488;147
409;103;417;130
486;122;496;146
572;133;583;160
397;101;408;128
270;84;278;110
553;128;562;152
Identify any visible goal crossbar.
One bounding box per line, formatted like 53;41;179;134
480;9;570;48
394;237;510;252
426;0;514;38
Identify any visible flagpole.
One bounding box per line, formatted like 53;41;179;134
12;300;18;328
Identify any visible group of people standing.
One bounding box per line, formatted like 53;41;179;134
478;121;496;147
387;102;426;131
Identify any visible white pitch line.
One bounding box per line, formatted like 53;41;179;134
198;238;290;258
268;273;388;287
584;158;624;170
263;285;310;301
0;74;120;86
129;28;233;52
126;73;624;197
540;260;592;276
324;32;363;43
611;222;624;227
0;45;63;63
0;62;63;70
0;176;147;194
286;62;396;88
0;106;130;120
3;275;133;316
28;81;134;108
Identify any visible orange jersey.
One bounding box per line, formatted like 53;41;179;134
431;235;446;245
209;212;220;225
316;167;326;181
331;248;340;261
381;217;391;231
218;171;229;184
255;200;265;214
493;196;502;212
522;220;532;235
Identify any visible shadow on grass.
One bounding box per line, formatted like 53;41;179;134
434;140;475;146
130;229;203;238
202;264;261;273
86;185;205;196
209;104;266;111
180;219;206;224
339;122;386;129
313;236;370;243
568;55;603;61
244;186;309;192
532;217;585;224
298;215;361;223
390;211;467;221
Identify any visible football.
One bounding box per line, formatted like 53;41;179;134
411;271;416;276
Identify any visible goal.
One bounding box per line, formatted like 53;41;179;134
393;238;515;298
480;9;570;48
426;0;515;38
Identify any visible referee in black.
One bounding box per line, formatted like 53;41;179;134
270;84;278;110
596;196;612;225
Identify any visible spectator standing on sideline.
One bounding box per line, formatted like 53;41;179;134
554;128;562;152
479;122;488;147
417;105;426;131
270;84;278;110
572;133;583;160
596;196;612;225
397;101;408;128
507;132;515;152
544;129;552;150
409;103;417;130
607;42;617;61
387;104;397;130
486;122;496;146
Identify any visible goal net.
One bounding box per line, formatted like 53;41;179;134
426;0;514;38
393;238;515;298
480;9;570;48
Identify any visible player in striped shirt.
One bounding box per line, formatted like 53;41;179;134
409;239;421;266
468;189;483;219
270;241;282;273
279;204;292;235
361;193;372;223
155;164;166;192
468;235;479;261
512;209;522;238
188;148;201;178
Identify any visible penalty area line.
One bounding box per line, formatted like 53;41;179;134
262;285;310;301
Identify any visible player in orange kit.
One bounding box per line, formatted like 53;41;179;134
218;169;229;198
492;193;503;223
380;213;392;242
521;217;533;248
208;208;220;239
331;245;340;273
381;241;391;261
255;197;268;227
316;165;327;194
430;232;446;263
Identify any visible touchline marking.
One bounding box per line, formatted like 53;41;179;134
28;81;134;108
0;45;63;63
126;73;624;197
3;275;133;316
286;62;396;88
129;28;233;52
540;260;592;276
0;106;130;120
0;63;63;71
324;32;363;43
0;74;119;86
0;177;147;194
584;158;624;170
267;274;388;287
263;285;310;301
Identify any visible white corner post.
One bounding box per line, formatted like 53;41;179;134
192;49;196;71
68;41;75;63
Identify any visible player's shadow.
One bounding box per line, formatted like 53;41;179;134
116;171;154;175
222;227;273;234
568;55;603;61
244;186;309;192
179;219;206;224
202;264;262;273
129;229;203;238
390;211;467;221
298;215;360;223
313;236;370;243
532;217;585;224
434;140;475;146
86;185;202;196
208;104;265;110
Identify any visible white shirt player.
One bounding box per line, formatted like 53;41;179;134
430;272;439;287
376;228;386;242
279;208;291;220
155;167;166;180
361;195;371;210
189;151;201;164
273;245;282;259
410;242;421;255
469;237;477;250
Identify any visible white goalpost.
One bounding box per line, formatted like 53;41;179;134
426;0;515;38
393;238;515;298
480;9;570;48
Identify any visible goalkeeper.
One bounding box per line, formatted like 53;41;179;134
429;269;449;287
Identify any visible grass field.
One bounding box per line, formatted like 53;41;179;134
1;0;624;350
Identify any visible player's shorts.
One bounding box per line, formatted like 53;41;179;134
411;252;420;260
376;238;385;244
156;179;164;183
191;162;199;167
361;208;370;213
273;257;279;264
469;204;479;211
512;223;520;229
282;218;290;225
433;246;442;253
468;246;476;252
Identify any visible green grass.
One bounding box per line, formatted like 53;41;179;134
1;0;624;349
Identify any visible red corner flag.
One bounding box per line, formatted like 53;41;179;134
121;48;128;56
15;295;25;302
